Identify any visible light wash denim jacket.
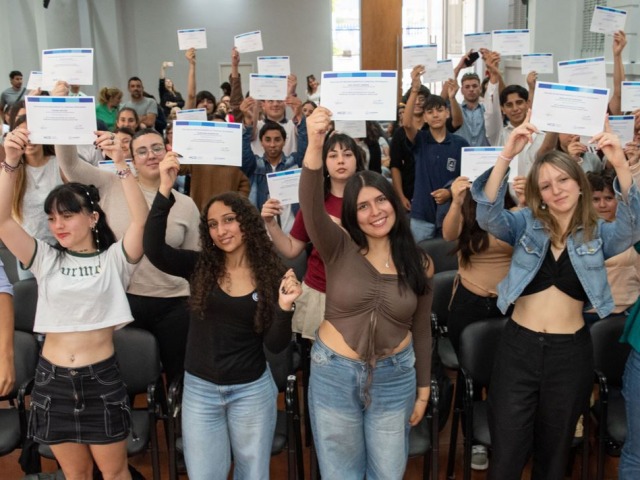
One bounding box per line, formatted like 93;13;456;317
471;167;640;318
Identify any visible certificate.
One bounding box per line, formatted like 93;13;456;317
266;168;301;206
423;60;454;83
25;96;96;145
333;120;366;138
557;57;606;89
26;71;43;91
590;5;627;35
172;121;242;166
521;54;554;75
42;48;93;86
176;108;207;121
320;71;397;121
621;82;640;112
491;30;530;56
257;56;291;76
530;82;610;136
402;44;438;70
234;30;263;53
461;147;517;182
249;74;288;101
464;32;492;53
609;115;635;145
177;28;207;50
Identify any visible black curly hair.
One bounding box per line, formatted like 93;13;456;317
190;192;286;333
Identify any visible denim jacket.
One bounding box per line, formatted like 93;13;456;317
471;167;640;318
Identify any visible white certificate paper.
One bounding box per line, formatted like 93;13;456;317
249;74;288;101
590;5;627;35
177;28;207;50
176;108;207;121
25;96;96;145
530;82;610;136
423;60;454;83
172;121;242;166
521;54;554;75
464;32;492;53
491;30;530;56
609;115;635;145
42;48;94;86
333;120;366;138
26;71;43;91
461;147;517;182
257;56;291;76
402;44;438;70
266;168;302;206
557;57;606;89
621;82;640;112
320;71;397;121
234;31;263;53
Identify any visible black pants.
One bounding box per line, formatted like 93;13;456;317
487;319;593;480
126;294;190;385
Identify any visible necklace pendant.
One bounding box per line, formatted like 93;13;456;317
385;259;390;268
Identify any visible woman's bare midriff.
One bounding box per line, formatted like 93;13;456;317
317;320;411;360
41;327;116;367
512;286;586;333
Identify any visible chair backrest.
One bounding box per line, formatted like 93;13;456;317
113;328;163;396
458;317;509;388
418;238;458;274
265;342;297;392
1;331;39;400
432;270;457;327
0;244;19;285
13;278;38;333
591;315;631;387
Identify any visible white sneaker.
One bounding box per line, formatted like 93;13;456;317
471;444;489;471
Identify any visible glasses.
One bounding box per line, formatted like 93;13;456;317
134;144;165;159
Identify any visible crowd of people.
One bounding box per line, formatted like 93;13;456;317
1;25;640;480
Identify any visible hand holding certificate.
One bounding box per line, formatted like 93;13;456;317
172;120;242;166
234;31;263;53
25;96;96;145
464;32;492;53
609;115;635;145
177;28;207;50
266;169;301;206
530;82;610;136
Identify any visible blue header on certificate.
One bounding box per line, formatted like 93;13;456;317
403;44;437;49
463;147;502;152
323;72;397;78
267;170;299;179
595;6;626;14
609;115;635;120
523;53;552;57
465;32;490;37
258;56;289;59
27;97;94;103
178;28;205;33
538;82;608;96
558;57;604;66
623;82;640;86
43;49;93;54
250;74;287;79
175;121;241;129
493;29;529;34
235;31;259;38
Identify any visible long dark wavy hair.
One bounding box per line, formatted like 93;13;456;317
341;171;428;295
455;187;516;267
190;192;285;333
321;133;366;197
44;183;117;252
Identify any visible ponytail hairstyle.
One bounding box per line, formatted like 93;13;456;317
44;183;117;254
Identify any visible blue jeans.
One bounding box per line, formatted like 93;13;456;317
181;367;278;480
621;349;640;479
309;336;416;480
410;218;436;243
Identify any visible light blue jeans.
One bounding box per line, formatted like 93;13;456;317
621;349;640;479
181;367;278;480
309;336;416;480
410;218;436;243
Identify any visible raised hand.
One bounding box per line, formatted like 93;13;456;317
590;116;626;169
261;198;283;225
306;106;332;148
95;131;124;164
185;48;196;65
503;109;539;159
410;65;425;92
159;152;181;196
3;127;29;166
613;30;627;56
450;176;471;205
278;268;302;311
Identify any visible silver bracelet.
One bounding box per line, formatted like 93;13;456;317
0;160;24;173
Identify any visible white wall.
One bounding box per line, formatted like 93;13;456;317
0;0;333;99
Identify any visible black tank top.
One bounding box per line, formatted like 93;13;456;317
521;247;587;302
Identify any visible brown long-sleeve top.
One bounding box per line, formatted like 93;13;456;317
299;166;433;386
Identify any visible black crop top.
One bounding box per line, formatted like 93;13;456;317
521;248;587;302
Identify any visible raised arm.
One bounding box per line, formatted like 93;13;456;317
262;199;307;258
442;176;471;241
403;65;425;144
593;117;633;198
96;132;147;262
185;48;197;110
229;47;244;121
609;30;627;115
483;51;504;146
240;97;258;177
526;71;537;107
446;78;463;129
0;266;14;397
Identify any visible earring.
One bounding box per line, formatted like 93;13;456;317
541;202;547;210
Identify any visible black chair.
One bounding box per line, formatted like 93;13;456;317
591;315;631;480
0;243;20;284
408;378;440;480
432;270;459;371
447;317;507;480
167;341;305;480
418;238;458;274
12;278;38;334
0;331;39;472
37;328;166;480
